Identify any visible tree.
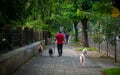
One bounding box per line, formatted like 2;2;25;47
92;0;120;62
76;0;93;47
0;0;34;26
76;0;113;47
60;0;81;41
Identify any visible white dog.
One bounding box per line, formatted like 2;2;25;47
38;45;43;55
79;48;87;66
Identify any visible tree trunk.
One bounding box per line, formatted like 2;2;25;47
73;21;79;41
81;18;89;47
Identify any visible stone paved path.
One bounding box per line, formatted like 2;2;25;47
12;43;120;75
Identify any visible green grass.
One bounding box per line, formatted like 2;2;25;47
71;39;83;46
76;47;98;51
103;68;120;75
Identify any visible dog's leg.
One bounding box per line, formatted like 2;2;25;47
82;61;84;66
81;58;84;66
82;56;85;66
80;55;85;67
80;56;83;66
40;52;42;56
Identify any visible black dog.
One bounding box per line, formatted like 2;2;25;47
49;48;53;57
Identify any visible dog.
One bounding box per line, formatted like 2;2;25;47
48;48;53;57
79;48;87;66
38;45;43;55
82;48;87;55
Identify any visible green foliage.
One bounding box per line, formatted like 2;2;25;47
92;2;112;15
0;0;119;46
101;15;120;46
76;47;98;51
25;15;46;29
89;14;120;46
104;68;120;75
81;0;93;11
93;34;104;43
71;40;81;46
0;0;34;26
77;9;93;20
89;0;119;46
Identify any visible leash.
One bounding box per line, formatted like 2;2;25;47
53;41;55;54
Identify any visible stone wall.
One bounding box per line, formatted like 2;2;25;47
0;42;41;75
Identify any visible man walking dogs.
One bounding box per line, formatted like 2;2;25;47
55;31;64;57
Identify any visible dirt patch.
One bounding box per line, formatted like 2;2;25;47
86;51;100;58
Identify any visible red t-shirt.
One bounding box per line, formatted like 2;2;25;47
56;33;64;44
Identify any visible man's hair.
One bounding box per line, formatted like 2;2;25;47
59;31;62;33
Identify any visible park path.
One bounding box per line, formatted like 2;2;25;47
12;42;120;75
